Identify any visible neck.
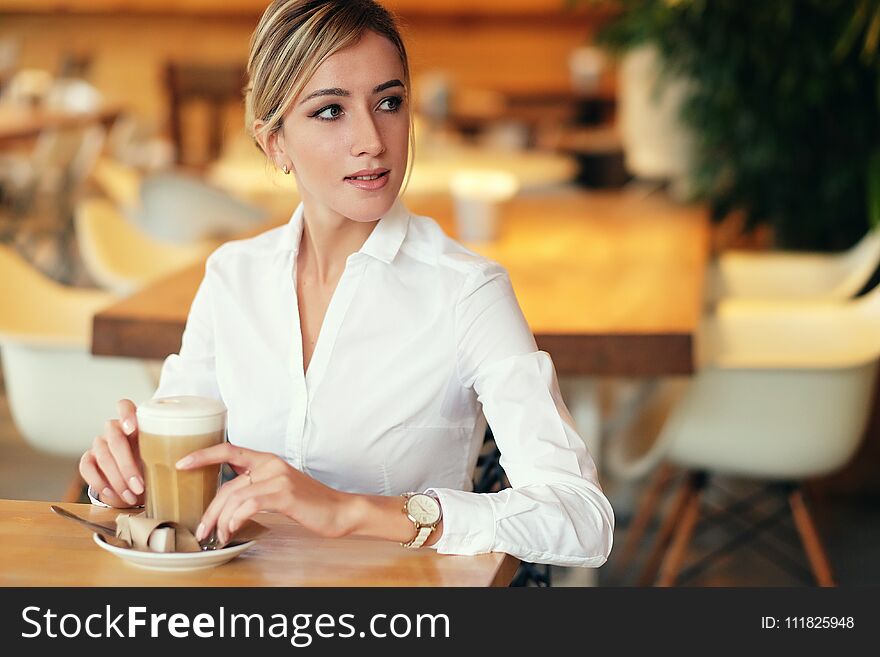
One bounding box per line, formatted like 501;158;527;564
298;199;378;284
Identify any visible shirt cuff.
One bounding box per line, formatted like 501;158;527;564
425;487;496;556
86;485;112;508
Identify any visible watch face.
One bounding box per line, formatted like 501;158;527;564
407;494;441;524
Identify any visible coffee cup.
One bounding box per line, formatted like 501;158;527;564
137;395;227;533
449;169;519;242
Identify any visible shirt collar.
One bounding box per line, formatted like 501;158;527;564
281;198;410;264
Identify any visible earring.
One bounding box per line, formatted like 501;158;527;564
282;164;289;175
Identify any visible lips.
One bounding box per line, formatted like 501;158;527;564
344;168;390;191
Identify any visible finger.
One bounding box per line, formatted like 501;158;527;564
93;440;139;506
216;479;279;543
195;473;252;541
227;484;280;536
116;399;138;437
79;451;126;507
104;420;144;496
176;442;264;471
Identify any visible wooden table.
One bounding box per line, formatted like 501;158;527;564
0;499;518;587
0;104;123;147
92;189;709;377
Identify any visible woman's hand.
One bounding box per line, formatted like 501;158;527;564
176;443;355;544
78;399;144;507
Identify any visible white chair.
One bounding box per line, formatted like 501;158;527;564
0;245;157;499
706;227;880;304
74;197;216;296
135;171;268;243
607;289;880;586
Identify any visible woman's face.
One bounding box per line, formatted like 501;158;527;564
264;30;409;223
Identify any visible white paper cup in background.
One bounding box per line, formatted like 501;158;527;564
137;395;227;533
449;169;519;242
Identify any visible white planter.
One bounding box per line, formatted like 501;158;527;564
618;45;696;199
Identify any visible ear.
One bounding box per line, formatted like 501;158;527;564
253;119;291;172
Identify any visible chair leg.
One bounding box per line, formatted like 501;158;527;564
613;463;676;579
61;468;86;503
656;481;704;586
636;471;702;586
789;486;836;587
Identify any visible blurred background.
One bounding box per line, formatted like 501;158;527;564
1;0;878;586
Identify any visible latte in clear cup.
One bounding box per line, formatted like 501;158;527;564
137;396;227;533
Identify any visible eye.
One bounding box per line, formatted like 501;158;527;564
378;96;402;112
313;104;343;121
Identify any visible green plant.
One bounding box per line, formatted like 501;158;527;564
580;0;880;251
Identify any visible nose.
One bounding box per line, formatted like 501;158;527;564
350;109;385;158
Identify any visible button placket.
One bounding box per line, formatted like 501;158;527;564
286;252;307;470
298;255;368;472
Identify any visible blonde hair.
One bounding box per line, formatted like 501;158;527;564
246;0;415;186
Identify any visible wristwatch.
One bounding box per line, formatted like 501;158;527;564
401;492;442;549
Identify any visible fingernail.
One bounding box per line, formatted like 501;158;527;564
196;523;206;541
122;419;135;435
122;490;137;505
129;476;144;495
228;520;236;535
176;456;193;469
101;487;114;502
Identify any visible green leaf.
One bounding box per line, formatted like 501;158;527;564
864;4;880;62
835;0;869;61
869;151;880;229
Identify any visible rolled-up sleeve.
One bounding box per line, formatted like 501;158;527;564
153;255;222;401
429;264;615;567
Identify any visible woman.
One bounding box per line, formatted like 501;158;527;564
79;0;614;567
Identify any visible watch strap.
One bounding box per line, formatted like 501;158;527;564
403;525;433;549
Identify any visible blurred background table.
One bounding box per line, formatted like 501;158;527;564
92;189;709;377
0;499;519;586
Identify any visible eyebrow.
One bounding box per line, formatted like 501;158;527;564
298;79;404;105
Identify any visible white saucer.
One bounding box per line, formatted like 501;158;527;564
93;533;256;572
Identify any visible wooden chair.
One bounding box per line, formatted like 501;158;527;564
164;62;246;168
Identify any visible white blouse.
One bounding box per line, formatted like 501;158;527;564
149;199;614;568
